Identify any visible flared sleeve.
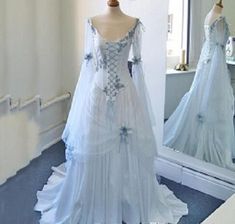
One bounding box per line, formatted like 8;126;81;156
131;21;156;127
62;18;96;161
216;16;230;46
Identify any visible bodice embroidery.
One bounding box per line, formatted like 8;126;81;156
87;18;140;104
202;16;229;64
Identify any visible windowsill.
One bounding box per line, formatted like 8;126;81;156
227;60;235;65
166;68;196;75
166;60;235;75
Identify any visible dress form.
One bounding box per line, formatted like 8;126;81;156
204;1;223;26
90;0;137;42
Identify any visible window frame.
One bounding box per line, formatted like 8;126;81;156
166;0;191;69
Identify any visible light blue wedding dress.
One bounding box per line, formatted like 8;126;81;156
34;18;188;224
164;16;235;170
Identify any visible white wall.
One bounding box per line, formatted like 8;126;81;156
0;0;64;101
5;0;37;99
0;0;6;96
0;0;73;183
165;71;194;119
60;0;80;94
76;0;169;151
224;1;235;35
36;0;62;99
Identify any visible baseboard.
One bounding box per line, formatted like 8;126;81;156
155;157;235;201
38;121;66;154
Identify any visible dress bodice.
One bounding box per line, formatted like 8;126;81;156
202;16;230;63
86;18;141;103
62;17;158;160
89;18;139;72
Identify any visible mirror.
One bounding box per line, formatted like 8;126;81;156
163;0;235;172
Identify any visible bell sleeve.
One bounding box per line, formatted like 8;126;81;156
131;21;156;127
62;18;96;161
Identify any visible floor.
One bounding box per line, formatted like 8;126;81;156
0;141;224;224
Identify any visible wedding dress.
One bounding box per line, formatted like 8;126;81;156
164;16;235;170
34;18;188;224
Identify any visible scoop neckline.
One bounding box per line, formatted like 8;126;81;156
88;17;139;43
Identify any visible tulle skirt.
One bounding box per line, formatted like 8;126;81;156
34;145;188;224
164;45;235;170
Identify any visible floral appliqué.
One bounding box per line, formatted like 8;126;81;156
84;53;93;65
120;126;133;144
197;113;205;123
132;56;142;65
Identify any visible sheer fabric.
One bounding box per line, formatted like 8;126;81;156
34;18;188;224
61;19;156;164
164;16;235;170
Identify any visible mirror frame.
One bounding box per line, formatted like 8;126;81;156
156;0;235;190
159;146;235;185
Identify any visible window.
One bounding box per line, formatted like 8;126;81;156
168;14;173;34
167;0;190;69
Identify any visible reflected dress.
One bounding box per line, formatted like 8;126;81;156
164;16;235;170
34;18;188;224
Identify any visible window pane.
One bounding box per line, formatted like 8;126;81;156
167;0;183;57
167;0;189;69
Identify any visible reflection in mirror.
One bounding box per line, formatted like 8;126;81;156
163;0;235;171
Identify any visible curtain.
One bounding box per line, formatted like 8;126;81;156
189;0;203;67
0;0;78;184
0;0;64;100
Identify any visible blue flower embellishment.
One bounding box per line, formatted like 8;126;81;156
215;42;225;49
120;126;133;144
197;113;205;123
204;59;211;64
132;56;142;65
84;53;93;64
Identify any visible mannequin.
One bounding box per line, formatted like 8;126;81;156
90;0;137;42
205;0;223;26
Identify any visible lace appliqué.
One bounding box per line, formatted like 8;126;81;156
64;139;75;161
65;148;74;161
